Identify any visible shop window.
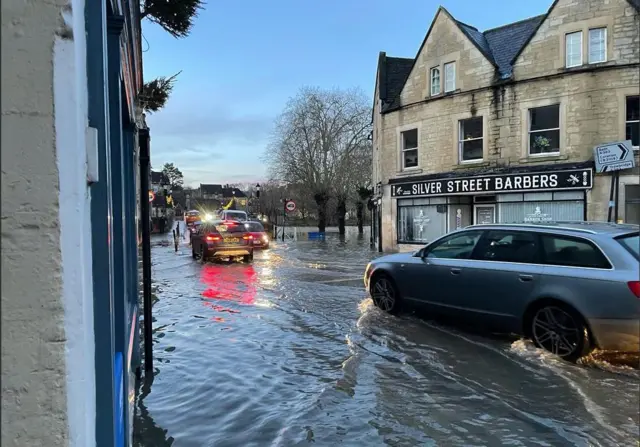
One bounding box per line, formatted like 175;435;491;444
398;199;448;244
588;28;606;64
565;31;582;67
540;235;611;269
430;67;440;96
625;185;640;225
424;231;482;259
459;117;483;162
626;96;639;149
401;129;419;169
474;230;540;264
529;105;560;155
444;62;456;93
497;191;584;224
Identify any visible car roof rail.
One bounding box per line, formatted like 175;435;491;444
465;223;598;234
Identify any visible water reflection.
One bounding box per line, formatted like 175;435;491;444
200;263;258;305
133;376;174;447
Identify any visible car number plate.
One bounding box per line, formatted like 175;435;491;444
224;237;239;243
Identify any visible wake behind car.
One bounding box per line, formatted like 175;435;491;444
244;221;269;249
364;222;640;362
191;220;254;262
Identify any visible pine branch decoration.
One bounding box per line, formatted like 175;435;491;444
141;0;205;38
138;71;182;113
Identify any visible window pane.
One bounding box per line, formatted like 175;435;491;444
426;231;481;259
398;205;448;244
402;129;418;149
626;96;639;121
475;230;539;264
403;149;418;168
529;129;561;154
530;105;560;131
616;234;639;259
565;32;582;67
444;62;455;92
431;68;440;95
588;28;606;63
541;235;611;268
460;117;483;139
461;139;483;161
626;122;639;147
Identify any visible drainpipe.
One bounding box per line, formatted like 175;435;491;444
139;128;153;373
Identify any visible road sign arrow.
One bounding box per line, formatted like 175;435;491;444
617;143;629;161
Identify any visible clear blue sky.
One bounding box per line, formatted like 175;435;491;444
143;0;550;188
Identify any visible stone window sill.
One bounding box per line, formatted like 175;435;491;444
518;154;568;164
452;161;490;170
395;168;423;176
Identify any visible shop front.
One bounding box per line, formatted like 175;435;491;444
390;163;593;247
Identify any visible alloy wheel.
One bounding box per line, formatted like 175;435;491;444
532;306;582;358
372;277;396;312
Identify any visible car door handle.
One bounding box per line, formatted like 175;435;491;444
519;274;533;282
450;268;461;275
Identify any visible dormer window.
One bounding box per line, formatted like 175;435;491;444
565;31;582;68
430;67;440;96
444;62;456;92
588;28;606;64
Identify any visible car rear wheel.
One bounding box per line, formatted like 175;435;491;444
370;274;401;314
243;251;254;263
530;304;592;362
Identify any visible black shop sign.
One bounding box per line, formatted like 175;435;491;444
391;168;593;198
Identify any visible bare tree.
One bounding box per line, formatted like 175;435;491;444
266;86;372;233
333;138;372;234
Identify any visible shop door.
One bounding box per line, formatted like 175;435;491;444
474;204;496;224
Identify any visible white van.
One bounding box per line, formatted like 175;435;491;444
218;209;248;222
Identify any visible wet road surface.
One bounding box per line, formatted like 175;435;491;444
134;229;639;447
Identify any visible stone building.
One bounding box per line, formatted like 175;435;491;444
2;0;145;445
371;0;640;252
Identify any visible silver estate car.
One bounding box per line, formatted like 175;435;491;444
364;222;640;362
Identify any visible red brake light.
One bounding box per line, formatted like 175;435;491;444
206;234;221;242
243;234;253;240
628;281;640;298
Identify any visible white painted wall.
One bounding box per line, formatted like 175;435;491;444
54;0;96;445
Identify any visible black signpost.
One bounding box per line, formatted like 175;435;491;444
390;168;593;198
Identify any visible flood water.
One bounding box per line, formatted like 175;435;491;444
134;227;639;447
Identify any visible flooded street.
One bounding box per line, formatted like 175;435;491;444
134;231;639;447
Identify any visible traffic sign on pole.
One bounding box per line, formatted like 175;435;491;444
594;140;635;173
285;200;296;212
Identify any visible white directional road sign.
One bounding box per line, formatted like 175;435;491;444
594;140;635;173
285;200;296;212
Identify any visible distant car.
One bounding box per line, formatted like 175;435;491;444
244;221;269;249
218;210;248;222
191;220;254;262
185;210;201;226
364;222;640;362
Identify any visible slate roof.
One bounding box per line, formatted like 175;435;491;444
200;184;223;195
151;171;169;185
377;53;415;113
222;187;247;198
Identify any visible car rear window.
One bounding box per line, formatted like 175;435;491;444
616;233;639;259
224;211;246;220
211;222;246;234
245;222;264;232
540;234;611;269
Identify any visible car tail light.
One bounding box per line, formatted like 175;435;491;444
243;234;254;240
628;281;640;298
206;234;221;242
